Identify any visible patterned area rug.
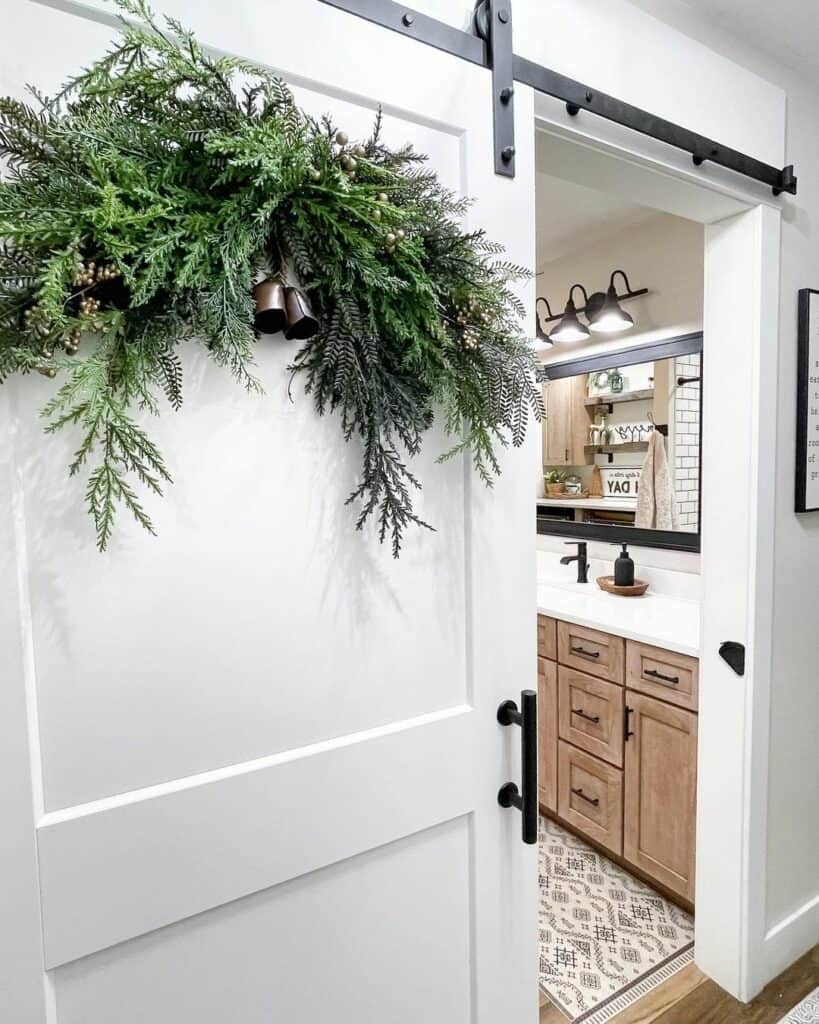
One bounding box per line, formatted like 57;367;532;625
539;816;695;1024
780;987;819;1022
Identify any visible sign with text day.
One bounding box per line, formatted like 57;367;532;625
797;289;819;513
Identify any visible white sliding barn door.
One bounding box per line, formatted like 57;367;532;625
0;2;538;1022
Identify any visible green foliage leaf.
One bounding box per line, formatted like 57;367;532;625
0;0;541;554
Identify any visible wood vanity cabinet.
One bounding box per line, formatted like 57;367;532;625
627;640;699;712
538;618;699;905
624;692;698;903
557;621;625;684
542;376;587;467
537;614;557;661
558;740;623;855
538;657;557;811
558;667;624;768
537;616;558;810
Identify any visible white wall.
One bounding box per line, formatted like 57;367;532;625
537;212;704;364
621;0;819;989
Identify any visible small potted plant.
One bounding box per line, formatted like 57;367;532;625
544;470;566;496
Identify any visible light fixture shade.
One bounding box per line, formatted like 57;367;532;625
548;299;590;343
588;285;634;334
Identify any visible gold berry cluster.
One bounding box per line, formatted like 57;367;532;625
62;326;81;355
456;296;493;352
385;226;405;255
334;130;366;180
79;295;101;317
72;259;121;288
23;303;51;338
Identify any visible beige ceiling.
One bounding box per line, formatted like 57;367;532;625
633;0;819;85
536;173;656;268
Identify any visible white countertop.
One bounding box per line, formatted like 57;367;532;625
537;497;637;512
537;575;700;656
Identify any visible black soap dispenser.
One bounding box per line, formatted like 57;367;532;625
614;543;635;587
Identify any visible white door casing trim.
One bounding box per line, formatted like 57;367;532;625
534;106;784;1000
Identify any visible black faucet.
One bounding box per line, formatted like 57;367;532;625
560;541;589;583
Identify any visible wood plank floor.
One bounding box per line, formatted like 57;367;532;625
540;943;819;1024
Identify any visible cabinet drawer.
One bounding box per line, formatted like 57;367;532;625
558;621;625;684
538;658;558;811
558;741;623;856
627;641;699;711
558;667;624;767
537;615;557;661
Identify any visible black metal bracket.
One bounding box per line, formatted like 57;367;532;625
474;1;515;176
719;641;746;677
316;0;797;195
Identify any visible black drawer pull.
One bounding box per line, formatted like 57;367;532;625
624;705;634;742
572;708;600;724
571;787;599;807
571;645;600;659
645;668;680;684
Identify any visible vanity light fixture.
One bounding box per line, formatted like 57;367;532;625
548;284;591;343
535;297;555;348
587;270;637;334
536;269;648;342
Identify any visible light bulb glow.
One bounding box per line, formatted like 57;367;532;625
588;310;633;333
549;322;590;343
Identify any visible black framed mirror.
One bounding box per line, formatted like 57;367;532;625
536;332;703;552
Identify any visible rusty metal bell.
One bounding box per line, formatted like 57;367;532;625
284;286;320;341
252;278;287;334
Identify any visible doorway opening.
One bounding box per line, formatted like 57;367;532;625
530;114;781;1020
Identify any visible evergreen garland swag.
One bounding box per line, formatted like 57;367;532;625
0;0;542;555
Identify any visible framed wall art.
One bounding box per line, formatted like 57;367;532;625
796;289;819;513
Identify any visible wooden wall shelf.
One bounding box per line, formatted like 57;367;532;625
585;388;654;408
584;441;649;455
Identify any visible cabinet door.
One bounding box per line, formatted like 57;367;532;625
624;692;698;902
538;658;558;811
542;377;573;466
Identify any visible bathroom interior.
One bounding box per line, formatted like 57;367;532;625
534;146;704;1023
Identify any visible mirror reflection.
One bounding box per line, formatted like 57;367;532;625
538;348;701;535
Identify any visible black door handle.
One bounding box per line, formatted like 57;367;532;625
572;708;600;724
497;690;537;845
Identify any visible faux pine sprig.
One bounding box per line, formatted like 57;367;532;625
0;0;541;555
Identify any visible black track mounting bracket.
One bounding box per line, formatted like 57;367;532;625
474;0;516;177
316;0;797;195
